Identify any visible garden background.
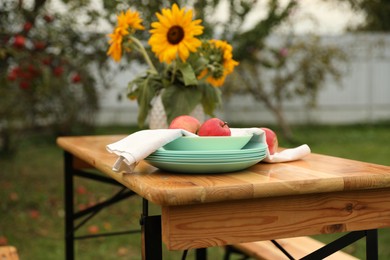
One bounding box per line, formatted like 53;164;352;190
1;0;389;259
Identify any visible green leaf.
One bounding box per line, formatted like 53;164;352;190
177;62;198;86
128;73;163;128
161;84;202;124
199;84;222;116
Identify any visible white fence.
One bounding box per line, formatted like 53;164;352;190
96;33;390;126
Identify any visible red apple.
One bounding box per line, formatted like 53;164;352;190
23;22;33;32
42;57;52;66
76;185;87;195
198;118;231;136
34;41;46;50
0;236;8;246
7;67;21;81
88;225;99;234
261;127;278;155
53;66;64;77
169;115;201;134
29;209;40;219
13;35;26;48
19;81;30;90
71;73;81;83
43;14;54;23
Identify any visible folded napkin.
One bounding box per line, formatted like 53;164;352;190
106;129;196;172
230;128;311;163
106;128;311;173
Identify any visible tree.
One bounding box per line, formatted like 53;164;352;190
225;35;347;139
0;0;347;152
0;0;114;152
324;0;390;31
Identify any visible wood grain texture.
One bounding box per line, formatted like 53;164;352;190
0;246;19;260
233;236;359;260
161;188;390;250
57;135;390;206
58;135;390;252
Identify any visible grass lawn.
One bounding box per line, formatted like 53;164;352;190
0;123;389;259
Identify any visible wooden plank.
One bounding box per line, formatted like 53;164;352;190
233;236;359;260
162;188;390;250
57;136;390;206
0;246;19;260
72;156;93;169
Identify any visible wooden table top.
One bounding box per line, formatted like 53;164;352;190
57;135;390;206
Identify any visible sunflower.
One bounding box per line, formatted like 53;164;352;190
198;40;239;87
117;9;145;33
107;10;144;62
107;29;123;62
148;4;204;64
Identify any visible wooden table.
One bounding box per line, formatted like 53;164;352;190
57;135;390;259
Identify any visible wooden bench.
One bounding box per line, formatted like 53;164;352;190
228;236;358;260
0;246;19;260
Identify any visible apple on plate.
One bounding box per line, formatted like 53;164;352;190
168;115;201;134
261;127;278;155
198;118;231;136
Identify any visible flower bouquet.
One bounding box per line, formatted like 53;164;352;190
107;4;238;128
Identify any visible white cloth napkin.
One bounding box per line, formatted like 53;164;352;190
106;129;196;172
230;128;311;163
106;128;311;173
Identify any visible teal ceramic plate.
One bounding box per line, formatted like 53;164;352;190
145;157;264;174
154;142;267;157
163;135;252;151
146;152;266;163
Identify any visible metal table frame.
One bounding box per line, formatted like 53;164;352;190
64;151;207;259
63;151;379;260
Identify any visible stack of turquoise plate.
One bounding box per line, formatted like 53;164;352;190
145;136;267;174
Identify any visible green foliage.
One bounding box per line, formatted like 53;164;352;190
162;84;202;122
269;36;347;106
0;0;350;149
232;0;298;61
124;26;227;127
200;83;223;116
223;34;348;140
0;0;113;152
128;72;163;128
326;0;390;31
128;63;222;127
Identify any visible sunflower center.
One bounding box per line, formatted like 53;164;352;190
167;26;185;45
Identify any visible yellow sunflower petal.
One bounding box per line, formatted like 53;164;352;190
156;12;172;29
178;43;190;62
107;9;145;61
198;39;238;87
149;4;204;64
107;40;122;62
160;46;178;64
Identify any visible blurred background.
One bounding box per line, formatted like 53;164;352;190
1;0;389;259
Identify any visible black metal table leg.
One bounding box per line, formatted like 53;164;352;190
64;152;75;260
301;231;366;260
141;199;162;260
366;229;378;260
63;151;138;259
227;229;380;260
195;248;207;260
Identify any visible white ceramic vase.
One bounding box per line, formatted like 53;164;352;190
148;94;205;129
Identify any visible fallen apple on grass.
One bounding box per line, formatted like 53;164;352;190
261;127;278;155
168;115;201;134
198;118;231;136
